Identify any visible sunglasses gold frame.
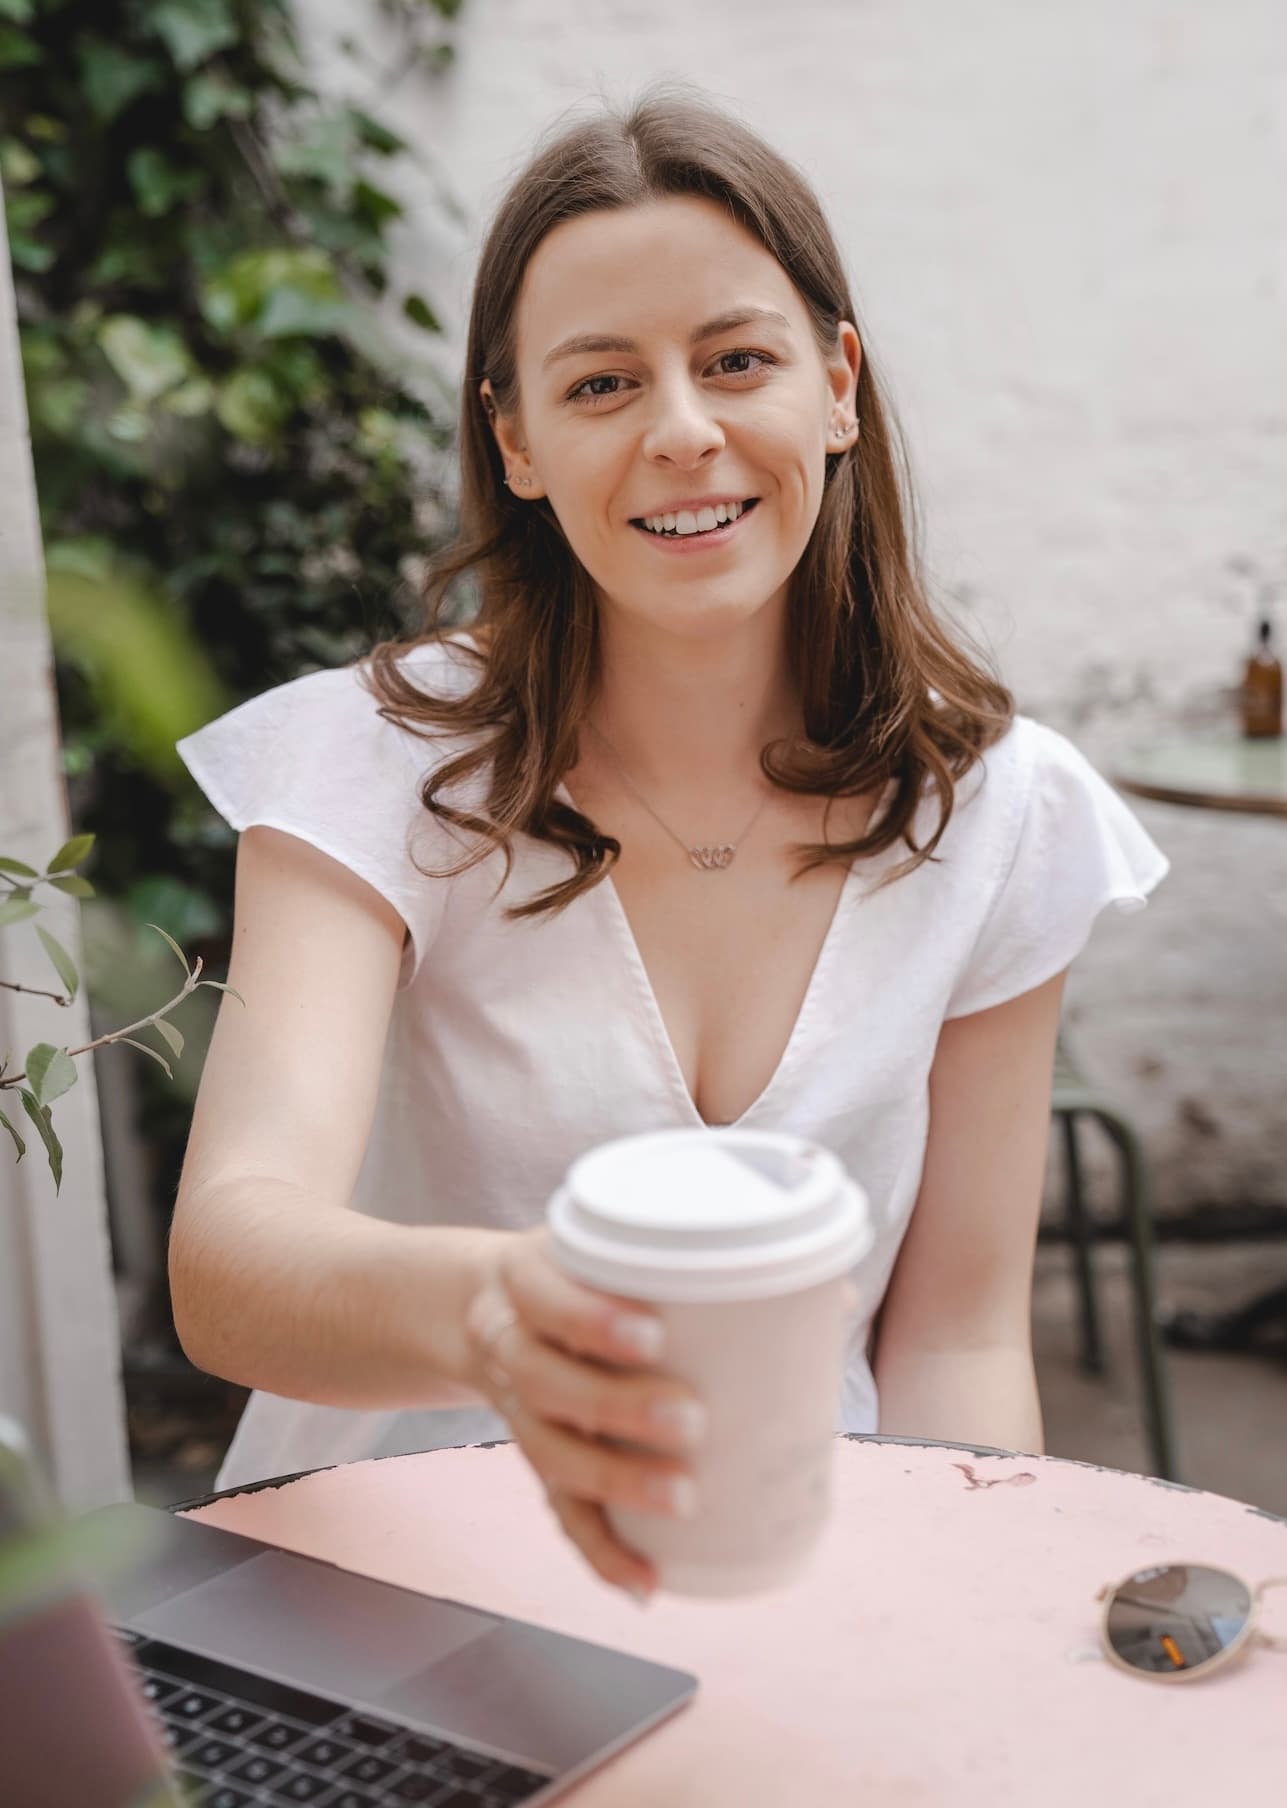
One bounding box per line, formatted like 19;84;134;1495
1096;1565;1287;1684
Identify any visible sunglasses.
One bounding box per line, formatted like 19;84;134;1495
1097;1564;1287;1683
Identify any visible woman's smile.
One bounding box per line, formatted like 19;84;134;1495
630;496;760;552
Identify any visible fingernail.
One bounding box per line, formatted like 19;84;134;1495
649;1398;708;1449
647;1473;699;1518
612;1314;665;1363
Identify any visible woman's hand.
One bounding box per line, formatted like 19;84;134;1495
463;1227;705;1600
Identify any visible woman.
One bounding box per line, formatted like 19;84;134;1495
171;90;1167;1600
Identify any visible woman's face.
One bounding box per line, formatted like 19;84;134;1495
490;196;860;644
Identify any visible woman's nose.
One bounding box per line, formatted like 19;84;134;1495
641;381;724;468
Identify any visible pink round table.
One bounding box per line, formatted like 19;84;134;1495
184;1437;1287;1805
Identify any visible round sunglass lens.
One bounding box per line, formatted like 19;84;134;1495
1105;1564;1252;1675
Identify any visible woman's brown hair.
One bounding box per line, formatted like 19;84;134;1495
361;86;1013;917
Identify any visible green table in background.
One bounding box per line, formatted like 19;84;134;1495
1112;731;1287;1352
1113;734;1287;820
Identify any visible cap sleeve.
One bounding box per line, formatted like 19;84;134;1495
176;661;449;990
944;720;1169;1019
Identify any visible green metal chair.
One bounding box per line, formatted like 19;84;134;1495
1043;1034;1180;1482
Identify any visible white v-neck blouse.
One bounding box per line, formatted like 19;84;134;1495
176;638;1168;1490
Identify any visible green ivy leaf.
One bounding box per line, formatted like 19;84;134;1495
256;286;347;340
0;856;39;878
151;0;239;72
182;70;253;131
0;897;40;928
17;1089;63;1193
276;110;360;193
160;376;215;417
8;233;54;273
46;875;95;899
48;833;95;874
29;373;88;435
36;926;79;1000
153;1018;185;1060
24;1044;78;1108
347;108;406;157
0;137;40;184
0;1106;26;1164
77;40;165;122
4;188;53;231
97;316;192;403
0;24;38;67
215;367;289;443
126;147;206;218
353;180;402;229
403;293;441;333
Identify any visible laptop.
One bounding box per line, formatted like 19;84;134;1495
0;1423;697;1807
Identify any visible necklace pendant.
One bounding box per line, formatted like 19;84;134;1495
690;845;735;871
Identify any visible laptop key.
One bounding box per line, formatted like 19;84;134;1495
140;1674;185;1707
164;1719;217;1755
273;1770;335;1801
207;1703;267;1738
336;1752;399;1785
205;1791;255;1808
296;1734;358;1769
227;1751;290;1786
189;1735;242;1771
249;1720;315;1755
169;1687;222;1722
384;1777;439;1803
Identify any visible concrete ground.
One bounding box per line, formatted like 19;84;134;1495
1034;1238;1287;1516
133;1238;1287;1516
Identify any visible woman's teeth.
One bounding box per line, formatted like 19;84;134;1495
640;500;748;536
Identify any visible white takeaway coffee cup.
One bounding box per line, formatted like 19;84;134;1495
547;1127;872;1598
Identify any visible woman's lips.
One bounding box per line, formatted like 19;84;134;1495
630;498;759;552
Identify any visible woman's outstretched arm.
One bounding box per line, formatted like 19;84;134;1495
871;969;1068;1453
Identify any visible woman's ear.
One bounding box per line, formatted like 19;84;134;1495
479;379;546;498
827;321;860;415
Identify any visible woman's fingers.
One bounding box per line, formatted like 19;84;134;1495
505;1392;698;1521
499;1229;667;1369
504;1323;707;1455
544;1488;657;1598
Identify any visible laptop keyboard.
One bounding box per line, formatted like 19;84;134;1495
114;1627;553;1806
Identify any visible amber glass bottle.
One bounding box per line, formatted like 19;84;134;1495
1241;618;1283;739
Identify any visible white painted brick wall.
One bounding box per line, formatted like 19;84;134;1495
304;0;1287;1212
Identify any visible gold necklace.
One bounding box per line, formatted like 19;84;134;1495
586;720;772;871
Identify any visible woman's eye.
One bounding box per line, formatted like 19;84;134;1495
568;373;627;404
712;349;774;378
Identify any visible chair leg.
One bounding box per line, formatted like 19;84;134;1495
1093;1109;1181;1483
1059;1111;1106;1377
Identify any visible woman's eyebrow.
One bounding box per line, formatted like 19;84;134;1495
541;306;791;370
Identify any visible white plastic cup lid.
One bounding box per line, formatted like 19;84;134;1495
547;1128;873;1303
